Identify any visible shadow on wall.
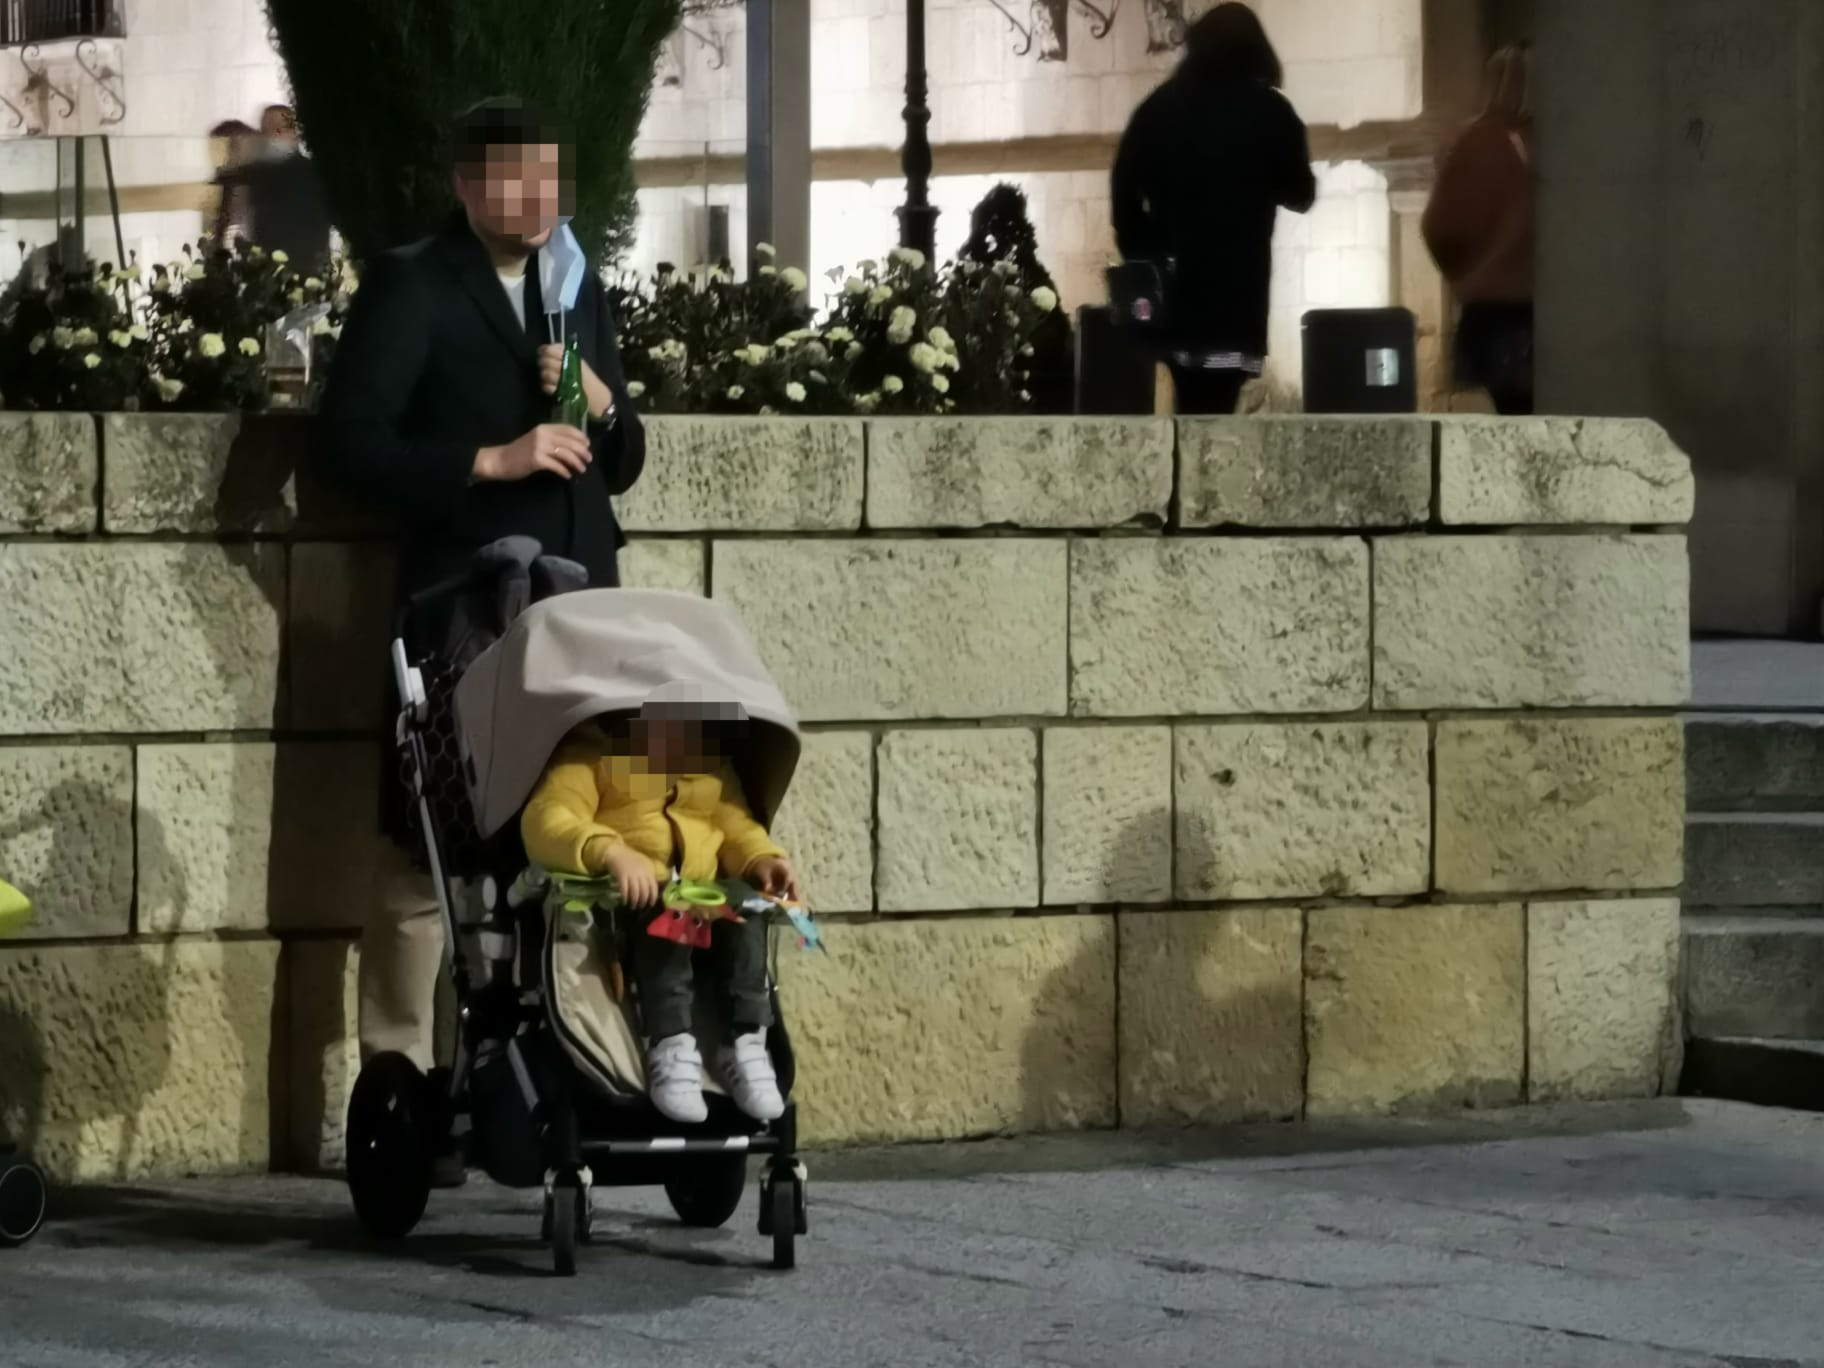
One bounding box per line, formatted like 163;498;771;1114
0;789;267;1179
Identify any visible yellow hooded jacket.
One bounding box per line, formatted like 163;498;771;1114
520;725;785;882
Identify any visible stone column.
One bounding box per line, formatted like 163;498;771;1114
744;0;812;277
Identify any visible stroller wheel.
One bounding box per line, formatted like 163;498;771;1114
346;1053;434;1240
664;1155;748;1229
548;1179;584;1278
767;1175;797;1271
0;1156;47;1248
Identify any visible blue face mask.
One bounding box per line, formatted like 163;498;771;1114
539;220;586;316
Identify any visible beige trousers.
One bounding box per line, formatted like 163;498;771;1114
358;840;455;1073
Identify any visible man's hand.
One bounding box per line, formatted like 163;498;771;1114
587;839;661;908
473;424;591;482
749;857;803;904
537;343;616;419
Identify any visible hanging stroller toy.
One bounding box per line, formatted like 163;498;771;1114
0;878;49;1249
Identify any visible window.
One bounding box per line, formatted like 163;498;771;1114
0;1;122;47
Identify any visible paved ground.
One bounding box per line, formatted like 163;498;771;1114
5;1100;1824;1367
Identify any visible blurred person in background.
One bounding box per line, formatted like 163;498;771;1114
1111;1;1315;416
1422;45;1534;416
240;104;335;269
208;119;258;247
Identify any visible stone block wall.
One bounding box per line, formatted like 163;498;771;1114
0;411;1692;1179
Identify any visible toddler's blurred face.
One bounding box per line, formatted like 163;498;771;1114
634;718;718;773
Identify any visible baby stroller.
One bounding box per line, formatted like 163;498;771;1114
345;542;810;1274
0;879;49;1249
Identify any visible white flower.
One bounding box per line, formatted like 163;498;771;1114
73;328;98;346
825;326;854;343
759;265;778;276
82;352;101;370
708;266;730;283
311;316;335;336
130;324;149;342
288;289;305;305
186;263;206;281
843;277;867;296
737;344;769;366
927;326;955;352
305;277;323;290
152;277;171;294
198;333;226;359
626;380;647;398
239;337;261;357
1019;389;1032;402
1031;285;1059;313
886;306;917;345
756;242;777;259
781;266;807;291
907;341;940;374
154;375;185;402
1020;344;1035;357
28;334;45;355
867;285;893;307
846;342;863;360
108;330;132;348
249;245;265;258
178;317;194;334
854;391;881;412
760;405;777;415
808;369;828;384
726;385;745;400
785;382;807;403
882;374;905;394
50;327;73;349
993;260;1017;278
891;247;926;271
773;334;800;351
929;372;950;393
271;250;290;265
803;341;830;365
1004;284;1024;300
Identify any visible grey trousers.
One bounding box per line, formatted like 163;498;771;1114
633;901;773;1043
357;840;453;1073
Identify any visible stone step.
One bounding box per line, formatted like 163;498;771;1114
1684;917;1824;1039
1681;1037;1824;1113
1686;714;1824;813
1684;812;1824;908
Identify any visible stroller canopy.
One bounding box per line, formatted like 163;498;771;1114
455;590;802;840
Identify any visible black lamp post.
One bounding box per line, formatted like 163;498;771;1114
896;0;938;258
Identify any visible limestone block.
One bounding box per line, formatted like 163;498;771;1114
1119;908;1303;1126
0;543;284;735
878;729;1037;912
101;413;381;536
1372;534;1689;709
1435;718;1684;895
866;418;1172;529
286;938;360;1173
0;746;133;939
0;938;280;1180
1041;726;1171;905
1305;905;1524;1116
137;742;387;935
770;731;873;913
619;417;863;532
1176;723;1430;901
0;413;97;533
620;539;706;596
1070;538;1369;717
1178;417;1433;528
289;542;396;734
776;914;1116;1143
714;540;1067;721
1528;899;1681;1102
1439;417;1695;526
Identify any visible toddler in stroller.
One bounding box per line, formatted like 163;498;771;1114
348;547;812;1273
521;698;804;1127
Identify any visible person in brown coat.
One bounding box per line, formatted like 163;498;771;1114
1423;45;1534;415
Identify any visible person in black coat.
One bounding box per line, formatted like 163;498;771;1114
1112;3;1316;415
319;98;646;1176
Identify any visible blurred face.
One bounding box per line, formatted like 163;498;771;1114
261;108;299;147
455;141;565;256
632;719;718;774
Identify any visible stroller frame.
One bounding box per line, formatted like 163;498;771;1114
343;598;808;1276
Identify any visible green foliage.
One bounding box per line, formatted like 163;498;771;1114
262;0;680;261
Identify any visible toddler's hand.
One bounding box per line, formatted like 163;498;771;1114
750;857;803;904
588;840;660;907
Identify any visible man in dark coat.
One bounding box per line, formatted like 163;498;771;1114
320;97;645;1182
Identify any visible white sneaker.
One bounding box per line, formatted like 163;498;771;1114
716;1032;785;1122
648;1034;708;1125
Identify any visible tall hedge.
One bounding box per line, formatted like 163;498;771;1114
263;0;681;261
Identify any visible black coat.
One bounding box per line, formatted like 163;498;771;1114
1112;75;1316;356
321;211;646;605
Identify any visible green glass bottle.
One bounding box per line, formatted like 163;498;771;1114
555;336;590;430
